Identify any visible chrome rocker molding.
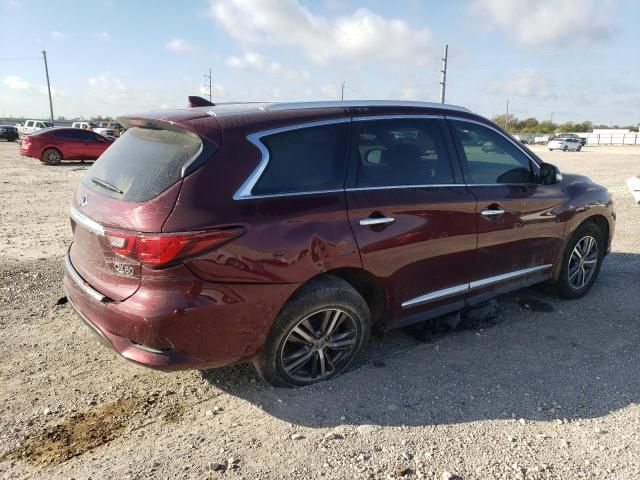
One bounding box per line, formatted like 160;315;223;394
401;264;552;309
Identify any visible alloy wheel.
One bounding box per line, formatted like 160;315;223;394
568;235;598;290
48;151;60;162
280;308;358;383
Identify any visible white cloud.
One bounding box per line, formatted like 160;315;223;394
3;75;64;98
320;84;339;99
165;37;194;53
88;74;127;92
471;0;616;47
51;31;66;40
198;83;226;98
208;0;434;64
4;75;29;90
485;69;556;98
395;75;433;101
98;31;110;41
225;52;310;81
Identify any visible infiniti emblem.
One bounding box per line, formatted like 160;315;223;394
80;195;88;207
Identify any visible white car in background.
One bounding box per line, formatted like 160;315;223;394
548;137;582;151
71;121;117;140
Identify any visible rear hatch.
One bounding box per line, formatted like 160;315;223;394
68;112;221;301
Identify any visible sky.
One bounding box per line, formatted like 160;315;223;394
0;0;639;125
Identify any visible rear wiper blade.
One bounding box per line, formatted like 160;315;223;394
91;177;123;194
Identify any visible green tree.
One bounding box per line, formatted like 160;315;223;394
537;121;556;134
491;114;517;131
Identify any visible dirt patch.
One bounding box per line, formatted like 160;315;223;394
2;398;140;466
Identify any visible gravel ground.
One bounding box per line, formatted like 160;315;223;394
0;142;639;480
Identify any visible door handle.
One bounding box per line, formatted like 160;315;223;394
480;208;505;217
359;217;395;226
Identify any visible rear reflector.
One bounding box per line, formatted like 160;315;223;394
105;228;243;267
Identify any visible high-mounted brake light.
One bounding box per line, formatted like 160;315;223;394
105;228;243;267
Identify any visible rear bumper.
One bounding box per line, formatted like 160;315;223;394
19;145;37;157
63;253;299;371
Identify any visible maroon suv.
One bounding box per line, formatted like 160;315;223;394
63;100;615;386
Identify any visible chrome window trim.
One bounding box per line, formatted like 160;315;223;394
401;264;553;309
347;184;462;192
233;117;351;201
70;206;104;236
445;116;541;171
352;114;445;122
238;188;345;200
64;255;107;303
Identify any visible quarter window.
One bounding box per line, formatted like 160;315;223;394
352;118;454;187
251;122;349;195
451;120;536;184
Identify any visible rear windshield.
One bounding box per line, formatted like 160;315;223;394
82;127;202;202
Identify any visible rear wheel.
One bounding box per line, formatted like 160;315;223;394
255;276;371;387
41;148;62;165
556;222;605;299
563;145;568;151
577;146;582;152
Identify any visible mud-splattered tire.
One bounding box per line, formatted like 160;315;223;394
556;222;605;299
254;276;371;387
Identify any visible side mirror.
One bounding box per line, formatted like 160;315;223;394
540;162;562;185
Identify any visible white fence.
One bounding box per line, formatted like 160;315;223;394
584;133;639;145
515;132;640;145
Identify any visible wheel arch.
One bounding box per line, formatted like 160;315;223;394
554;213;612;280
278;267;388;331
41;146;64;160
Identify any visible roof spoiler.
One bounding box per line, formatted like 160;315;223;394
188;96;215;108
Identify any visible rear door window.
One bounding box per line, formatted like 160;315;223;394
450;120;537;184
351;118;455;187
82;127;202;201
251;122;349;196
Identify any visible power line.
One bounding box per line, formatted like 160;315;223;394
0;56;41;61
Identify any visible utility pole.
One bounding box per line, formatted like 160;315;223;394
203;69;212;102
439;44;448;104
42;50;54;124
505;97;510;130
341;80;346;101
550;112;554;124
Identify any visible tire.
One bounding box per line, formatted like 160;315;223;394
548;148;553;151
563;146;568;151
41;148;62;165
254;275;372;387
577;146;582;152
556;222;605;299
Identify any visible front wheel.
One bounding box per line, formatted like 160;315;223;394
563;146;568;151
255;276;371;387
556;222;605;299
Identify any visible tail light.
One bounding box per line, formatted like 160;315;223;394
105;228;243;267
